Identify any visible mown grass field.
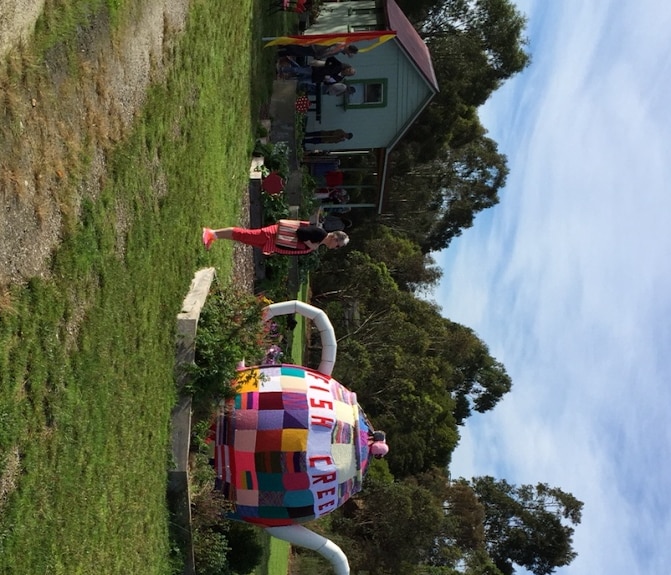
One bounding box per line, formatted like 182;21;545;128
0;1;292;573
255;531;292;575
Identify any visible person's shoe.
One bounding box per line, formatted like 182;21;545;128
202;227;216;250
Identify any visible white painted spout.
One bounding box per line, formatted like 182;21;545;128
263;300;337;375
265;524;349;575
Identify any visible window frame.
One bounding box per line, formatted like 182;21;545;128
345;78;388;109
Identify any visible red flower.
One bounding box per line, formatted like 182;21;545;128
295;96;310;113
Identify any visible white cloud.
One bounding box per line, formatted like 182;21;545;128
436;1;671;573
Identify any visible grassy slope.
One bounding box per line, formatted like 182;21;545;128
0;0;290;572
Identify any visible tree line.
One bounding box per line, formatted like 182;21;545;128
384;0;529;254
304;2;584;574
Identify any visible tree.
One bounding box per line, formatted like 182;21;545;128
333;477;448;574
393;0;530;161
444;481;487;551
464;477;584;575
311;249;400;307
312;255;511;471
363;226;443;292
406;469;490;570
422;136;508;253
422;0;531;87
385;135;509;253
225;522;263;574
394;0;443;23
435;319;512;423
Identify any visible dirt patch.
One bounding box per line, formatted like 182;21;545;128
0;446;21;513
231;195;257;292
0;0;45;60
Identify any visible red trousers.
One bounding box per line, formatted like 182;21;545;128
232;225;278;250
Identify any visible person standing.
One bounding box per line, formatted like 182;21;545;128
298;82;356;97
277;43;359;60
202;221;349;255
280;57;355;84
303;129;353;145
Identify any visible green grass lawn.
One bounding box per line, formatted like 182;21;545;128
290;281;310;364
0;1;291;573
268;536;292;575
256;530;292;575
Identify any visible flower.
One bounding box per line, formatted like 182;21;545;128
295;96;310;113
262;344;284;365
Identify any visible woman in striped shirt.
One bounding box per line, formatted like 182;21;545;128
202;222;349;255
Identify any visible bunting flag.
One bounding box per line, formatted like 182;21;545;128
264;30;396;50
356;33;397;53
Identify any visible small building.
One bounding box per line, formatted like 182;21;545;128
300;0;439;211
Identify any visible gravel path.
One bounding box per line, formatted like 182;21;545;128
0;1;255;290
0;0;45;60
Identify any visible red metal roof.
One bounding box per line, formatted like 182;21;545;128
385;0;439;92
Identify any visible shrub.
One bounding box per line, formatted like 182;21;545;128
191;490;233;575
188;280;299;419
226;522;263;574
191;490;263;575
253;140;291;178
188;282;267;418
261;188;290;223
192;527;230;575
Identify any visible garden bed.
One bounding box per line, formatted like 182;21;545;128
168;267;218;575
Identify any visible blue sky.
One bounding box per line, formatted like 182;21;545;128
434;1;671;573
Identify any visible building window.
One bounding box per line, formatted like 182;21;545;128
346;79;387;109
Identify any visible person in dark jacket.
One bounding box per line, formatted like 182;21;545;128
277;43;359;60
280;57;356;84
303;129;354;145
298;81;356;97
